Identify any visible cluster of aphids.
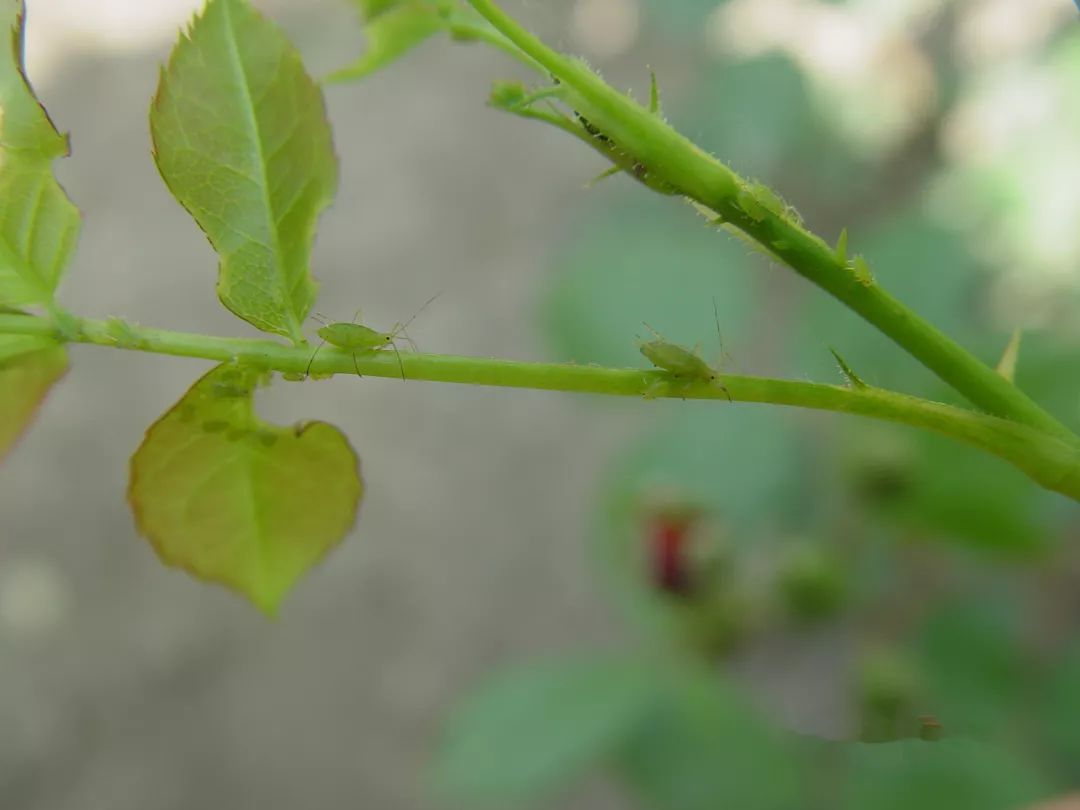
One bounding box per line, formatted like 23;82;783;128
572;109;655;185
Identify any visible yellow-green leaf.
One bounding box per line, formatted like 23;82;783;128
0;332;66;459
128;363;362;614
0;1;81;307
329;2;443;83
150;0;337;344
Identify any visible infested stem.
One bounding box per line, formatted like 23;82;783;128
2;311;1079;502
461;0;1077;446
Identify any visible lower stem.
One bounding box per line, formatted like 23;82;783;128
3;312;1079;502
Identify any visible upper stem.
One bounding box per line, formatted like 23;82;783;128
462;0;1076;446
3;312;1079;502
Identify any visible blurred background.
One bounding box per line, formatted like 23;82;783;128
3;0;1080;807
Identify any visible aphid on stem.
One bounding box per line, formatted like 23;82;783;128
637;300;732;401
304;294;439;381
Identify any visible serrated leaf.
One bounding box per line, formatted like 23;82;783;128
434;654;658;802
127;362;362;614
150;0;337;344
0;1;81;308
0;332;66;459
329;2;443;83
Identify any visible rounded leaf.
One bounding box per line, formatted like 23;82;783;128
128;363;362;614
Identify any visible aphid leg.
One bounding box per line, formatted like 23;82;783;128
715;377;733;403
391;341;405;381
304;339;326;379
642;378;669;400
349;350;362;378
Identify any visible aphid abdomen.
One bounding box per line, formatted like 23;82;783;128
640;341;714;380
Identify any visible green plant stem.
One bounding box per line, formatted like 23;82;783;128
462;0;1076;446
3;312;1078;502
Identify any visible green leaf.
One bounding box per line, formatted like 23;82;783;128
615;663;808;810
434;653;658;802
596;407;801;639
354;0;403;20
914;604;1028;738
0;333;66;459
127;362;362;614
329;1;444;82
0;2;81;308
840;739;1050;810
1037;642;1080;768
150;0;337;344
868;426;1052;556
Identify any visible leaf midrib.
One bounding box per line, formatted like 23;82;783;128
218;0;302;344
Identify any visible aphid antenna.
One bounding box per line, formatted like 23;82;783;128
711;297;737;369
400;292;442;332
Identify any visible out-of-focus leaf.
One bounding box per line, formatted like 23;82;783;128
434;653;658;803
596;407;801;638
0;333;66;459
128;363;362;615
1039;642;1080;772
0;1;81;308
354;0;403;20
545;196;756;368
875;428;1052;555
606;407;802;534
330;2;443;82
615;661;808;810
840;739;1050;810
1012;331;1080;436
330;1;501;83
150;0;337;344
914;603;1028;738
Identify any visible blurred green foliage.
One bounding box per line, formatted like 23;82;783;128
436;2;1080;808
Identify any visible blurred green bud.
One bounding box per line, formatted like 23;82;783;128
777;542;847;622
857;648;926;743
846;427;915;504
489;80;528;110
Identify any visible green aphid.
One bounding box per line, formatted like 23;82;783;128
736;186;767;222
304;294;438;380
638;322;731;401
104;317;144;350
750;182;786;219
